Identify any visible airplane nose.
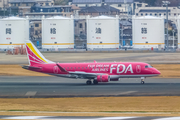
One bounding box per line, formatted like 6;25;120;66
155;69;161;75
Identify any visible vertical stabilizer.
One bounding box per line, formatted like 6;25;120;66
25;40;54;66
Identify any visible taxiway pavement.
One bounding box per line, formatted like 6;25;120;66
0;116;180;120
0;76;180;98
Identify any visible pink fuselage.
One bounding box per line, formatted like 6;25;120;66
30;62;161;80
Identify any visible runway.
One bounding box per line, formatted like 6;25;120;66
1;116;180;120
0;76;180;98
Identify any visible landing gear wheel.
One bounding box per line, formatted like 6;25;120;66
93;80;98;85
141;81;145;84
141;77;145;84
86;80;92;85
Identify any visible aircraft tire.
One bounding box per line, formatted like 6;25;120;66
93;80;98;85
86;80;92;85
141;81;145;84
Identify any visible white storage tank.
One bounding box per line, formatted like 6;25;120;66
132;16;164;49
0;17;29;49
87;15;119;49
42;16;74;49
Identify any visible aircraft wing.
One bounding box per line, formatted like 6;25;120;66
56;64;107;79
69;71;106;79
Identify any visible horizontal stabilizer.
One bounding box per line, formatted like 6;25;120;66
22;65;42;71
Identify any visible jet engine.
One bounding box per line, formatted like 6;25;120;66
97;75;110;82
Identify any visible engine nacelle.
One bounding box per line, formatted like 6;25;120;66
97;75;110;82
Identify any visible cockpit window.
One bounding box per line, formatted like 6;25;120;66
148;65;153;68
145;65;153;68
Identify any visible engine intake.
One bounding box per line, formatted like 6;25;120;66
97;75;110;82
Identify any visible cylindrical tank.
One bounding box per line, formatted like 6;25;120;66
87;15;119;49
42;16;74;49
132;16;164;49
0;17;29;49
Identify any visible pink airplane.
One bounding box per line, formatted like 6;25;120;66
23;40;161;85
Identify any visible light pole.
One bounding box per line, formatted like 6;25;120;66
162;1;170;50
172;29;175;49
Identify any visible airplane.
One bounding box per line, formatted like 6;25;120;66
22;40;161;85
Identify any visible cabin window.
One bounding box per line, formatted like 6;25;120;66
78;67;80;69
82;67;84;69
71;67;72;69
74;67;76;69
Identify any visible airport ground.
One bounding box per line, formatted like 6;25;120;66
1;52;180;117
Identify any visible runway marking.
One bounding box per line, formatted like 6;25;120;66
25;91;37;96
2;116;45;119
98;117;138;119
154;117;180;120
116;91;137;95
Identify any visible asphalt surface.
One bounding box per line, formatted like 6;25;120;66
0;76;180;98
0;116;180;120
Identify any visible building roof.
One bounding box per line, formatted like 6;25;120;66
119;20;132;26
46;16;71;19
139;9;171;13
32;4;71;8
72;0;102;4
105;0;134;4
80;5;119;13
35;0;52;2
133;15;164;20
90;15;116;19
9;0;36;3
1;16;26;20
9;0;53;3
72;0;134;4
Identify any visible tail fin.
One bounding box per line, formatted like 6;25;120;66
25;40;54;66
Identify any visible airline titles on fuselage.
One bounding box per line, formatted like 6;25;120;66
87;64;135;74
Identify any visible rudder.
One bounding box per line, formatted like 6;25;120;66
25;40;54;66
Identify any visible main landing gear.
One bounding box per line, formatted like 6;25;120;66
86;79;98;85
86;80;92;85
141;77;145;84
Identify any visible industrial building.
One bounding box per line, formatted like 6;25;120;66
87;15;119;49
132;16;165;49
42;15;74;50
0;16;29;50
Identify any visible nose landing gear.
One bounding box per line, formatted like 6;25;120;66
141;77;145;84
